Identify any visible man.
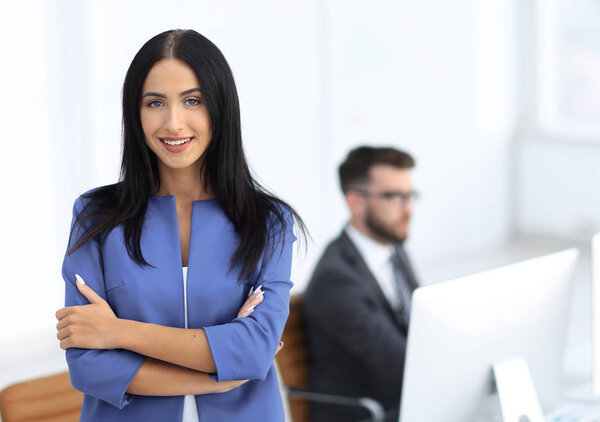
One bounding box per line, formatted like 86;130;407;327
304;146;420;422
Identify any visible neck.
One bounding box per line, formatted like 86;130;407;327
349;218;391;246
155;160;213;201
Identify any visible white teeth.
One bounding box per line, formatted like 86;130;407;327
161;138;191;146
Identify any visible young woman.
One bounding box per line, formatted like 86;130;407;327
55;29;305;422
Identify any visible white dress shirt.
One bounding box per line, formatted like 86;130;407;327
182;266;200;422
345;224;400;309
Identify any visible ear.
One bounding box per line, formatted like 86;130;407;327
345;190;365;217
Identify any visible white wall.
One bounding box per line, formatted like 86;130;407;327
516;134;600;239
0;0;66;385
0;0;517;389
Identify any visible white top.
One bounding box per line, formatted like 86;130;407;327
345;224;399;308
182;267;200;422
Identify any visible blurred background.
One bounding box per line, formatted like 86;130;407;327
1;0;600;396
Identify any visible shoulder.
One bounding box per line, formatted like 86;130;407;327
72;187;99;213
304;234;367;314
75;183;120;206
263;198;296;243
72;184;119;214
308;232;355;284
317;231;352;264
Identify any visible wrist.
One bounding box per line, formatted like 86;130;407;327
111;318;135;349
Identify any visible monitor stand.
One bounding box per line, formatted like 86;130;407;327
492;357;544;422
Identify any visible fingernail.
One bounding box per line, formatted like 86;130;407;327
279;341;284;348
75;274;85;285
254;285;263;295
246;305;255;312
247;287;254;297
255;291;264;299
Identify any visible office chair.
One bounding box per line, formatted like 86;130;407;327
277;294;385;422
0;371;82;422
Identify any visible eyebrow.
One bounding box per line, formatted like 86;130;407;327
142;87;202;98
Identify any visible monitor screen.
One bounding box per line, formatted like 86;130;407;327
399;248;579;422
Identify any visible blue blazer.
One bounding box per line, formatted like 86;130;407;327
62;192;295;421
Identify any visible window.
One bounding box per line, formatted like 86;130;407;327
536;0;600;138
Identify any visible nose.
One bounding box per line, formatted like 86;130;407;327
164;106;184;132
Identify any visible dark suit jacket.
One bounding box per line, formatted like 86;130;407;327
303;230;419;422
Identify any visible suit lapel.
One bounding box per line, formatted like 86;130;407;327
337;231;407;330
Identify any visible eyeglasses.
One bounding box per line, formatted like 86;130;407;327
352;188;420;206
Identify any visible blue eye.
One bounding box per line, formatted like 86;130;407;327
148;100;163;108
185;98;200;106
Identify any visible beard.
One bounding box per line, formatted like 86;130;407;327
365;207;409;243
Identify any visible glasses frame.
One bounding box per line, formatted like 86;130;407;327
351;188;420;206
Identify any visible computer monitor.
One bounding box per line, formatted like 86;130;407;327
399;248;579;422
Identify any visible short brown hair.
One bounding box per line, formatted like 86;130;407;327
338;146;415;193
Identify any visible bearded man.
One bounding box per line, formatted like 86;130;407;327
304;146;420;422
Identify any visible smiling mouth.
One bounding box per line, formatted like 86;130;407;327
160;137;193;146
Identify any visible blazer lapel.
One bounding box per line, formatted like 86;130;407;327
337;231;407;330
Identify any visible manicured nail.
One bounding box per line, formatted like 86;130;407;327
247;287;254;297
254;285;263;295
254;291;264;300
75;274;85;285
246;305;255;312
279;341;284;348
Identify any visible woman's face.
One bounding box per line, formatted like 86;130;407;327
140;58;212;171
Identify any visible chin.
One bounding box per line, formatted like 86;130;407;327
394;230;408;243
160;157;196;169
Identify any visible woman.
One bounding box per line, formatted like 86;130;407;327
55;29;305;422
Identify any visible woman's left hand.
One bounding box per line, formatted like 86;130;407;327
55;275;119;350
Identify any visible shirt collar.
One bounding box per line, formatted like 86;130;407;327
345;224;394;267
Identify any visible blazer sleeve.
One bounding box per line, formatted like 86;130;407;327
62;196;145;409
203;210;296;382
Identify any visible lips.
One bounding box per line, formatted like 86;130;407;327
159;136;193;153
160;137;192;146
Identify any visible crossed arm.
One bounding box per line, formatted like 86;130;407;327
55;278;270;396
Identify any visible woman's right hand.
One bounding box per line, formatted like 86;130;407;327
237;285;265;317
219;285;282;394
235;285;284;357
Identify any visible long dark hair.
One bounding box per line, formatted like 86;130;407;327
69;29;306;280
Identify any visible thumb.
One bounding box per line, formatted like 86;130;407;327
75;274;105;305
